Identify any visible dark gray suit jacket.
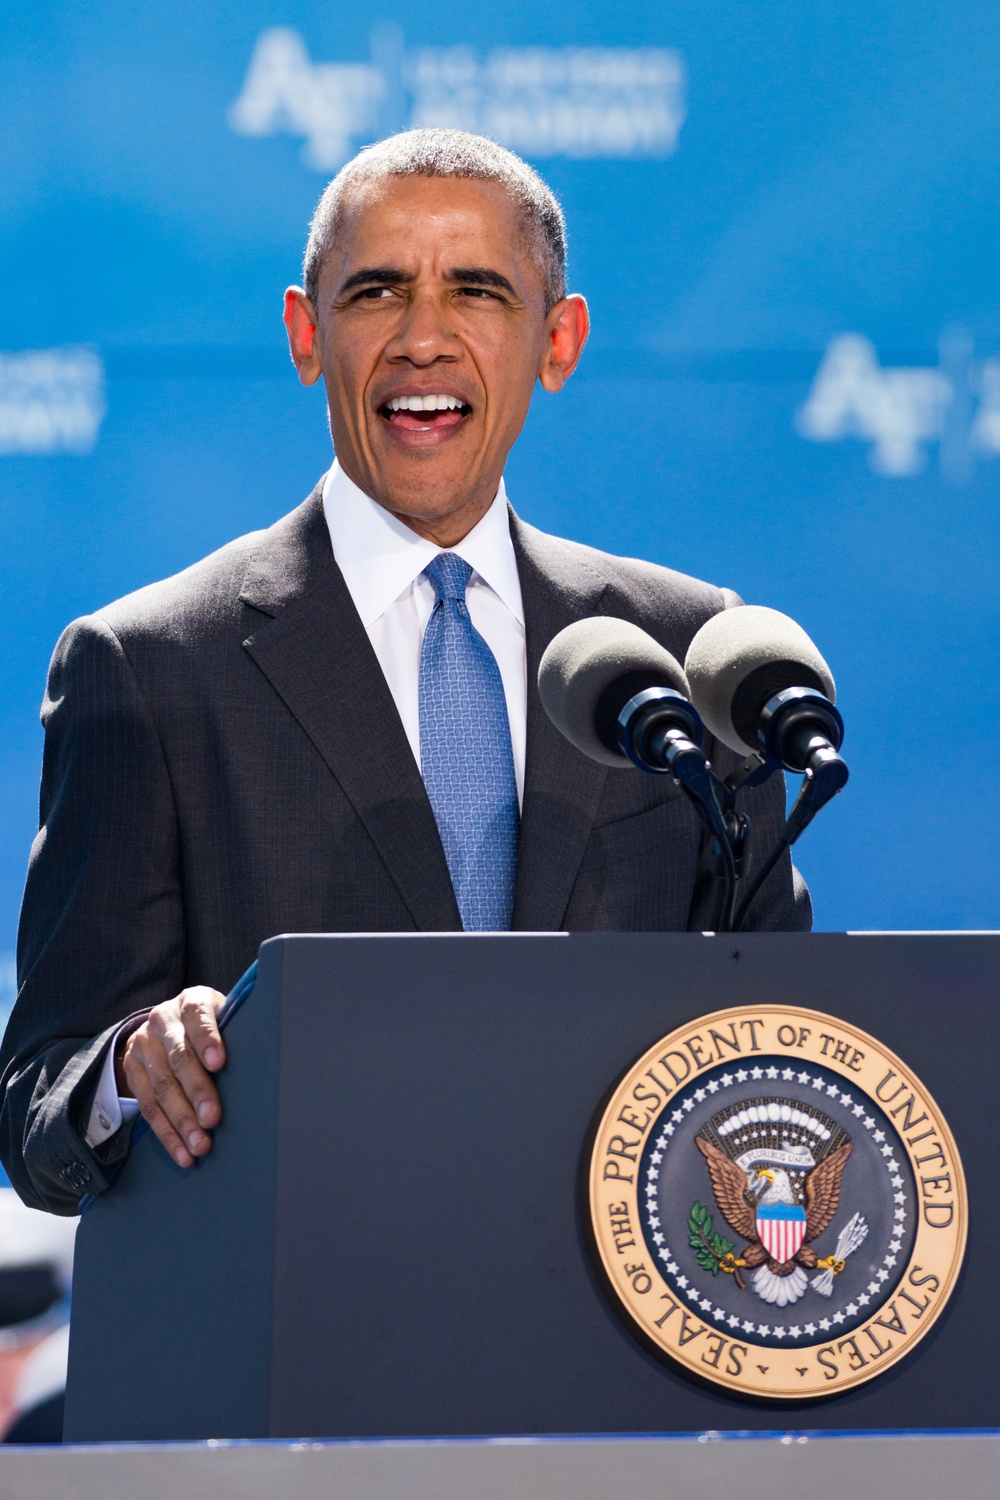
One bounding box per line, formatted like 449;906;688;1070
0;480;808;1214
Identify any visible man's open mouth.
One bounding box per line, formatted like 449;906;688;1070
379;394;471;432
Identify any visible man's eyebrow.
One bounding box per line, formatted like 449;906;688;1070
335;265;520;297
337;266;411;294
445;267;519;297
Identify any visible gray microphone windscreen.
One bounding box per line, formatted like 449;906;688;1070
684;606;835;754
538;617;689;767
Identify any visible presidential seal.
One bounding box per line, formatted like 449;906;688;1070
588;1005;966;1399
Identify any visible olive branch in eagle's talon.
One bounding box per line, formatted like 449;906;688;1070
688;1201;747;1289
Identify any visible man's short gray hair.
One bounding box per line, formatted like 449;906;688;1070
303;129;568;312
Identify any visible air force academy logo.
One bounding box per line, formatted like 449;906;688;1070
589;1005;965;1399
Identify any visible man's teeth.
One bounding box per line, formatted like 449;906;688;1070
386;394;466;412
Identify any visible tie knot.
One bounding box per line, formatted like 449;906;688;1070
424;552;473;604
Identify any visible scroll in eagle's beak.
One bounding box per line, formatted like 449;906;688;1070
754;1168;775;1192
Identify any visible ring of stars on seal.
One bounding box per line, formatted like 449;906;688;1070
588;1004;966;1399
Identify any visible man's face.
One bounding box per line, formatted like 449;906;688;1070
285;175;587;544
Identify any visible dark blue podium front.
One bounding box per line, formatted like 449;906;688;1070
64;932;999;1441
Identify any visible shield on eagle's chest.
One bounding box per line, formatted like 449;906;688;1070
756;1204;806;1263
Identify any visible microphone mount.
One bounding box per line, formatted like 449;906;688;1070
757;686;847;779
730;687;850;932
616;687;744;931
617;687;704;778
615;684;850;935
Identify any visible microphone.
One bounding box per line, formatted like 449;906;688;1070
538;617;741;931
683;605;846;781
684;605;850;930
539;609;850;934
537;617;705;779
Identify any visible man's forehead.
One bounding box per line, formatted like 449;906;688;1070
334;175;525;261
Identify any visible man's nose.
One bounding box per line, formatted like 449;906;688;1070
385;289;459;364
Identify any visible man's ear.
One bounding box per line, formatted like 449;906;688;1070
283;288;323;386
537;294;590;392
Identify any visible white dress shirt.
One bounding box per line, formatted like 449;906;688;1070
85;461;527;1149
323;461;526;799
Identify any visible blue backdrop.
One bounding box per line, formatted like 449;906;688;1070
3;0;999;1016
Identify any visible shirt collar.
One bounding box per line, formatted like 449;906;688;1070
322;460;524;627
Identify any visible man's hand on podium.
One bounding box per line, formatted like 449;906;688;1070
114;987;227;1168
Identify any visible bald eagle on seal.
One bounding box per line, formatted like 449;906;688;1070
695;1136;852;1307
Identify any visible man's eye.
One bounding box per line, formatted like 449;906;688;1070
457;287;497;300
358;287;395;300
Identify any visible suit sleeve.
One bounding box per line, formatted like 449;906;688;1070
0;616;185;1214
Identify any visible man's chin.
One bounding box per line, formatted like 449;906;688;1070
364;463;494;538
366;436;483;502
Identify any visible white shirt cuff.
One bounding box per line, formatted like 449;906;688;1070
84;1027;141;1148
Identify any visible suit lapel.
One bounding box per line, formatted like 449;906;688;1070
239;483;461;932
510;513;610;931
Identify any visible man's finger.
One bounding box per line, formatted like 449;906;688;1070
132;1085;195;1169
124;1040;213;1161
161;1014;222;1130
125;1051;196;1168
178;987;227;1072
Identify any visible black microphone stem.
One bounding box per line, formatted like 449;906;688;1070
707;815;740;933
613;686;747;933
732;839;787;933
733;749;849;931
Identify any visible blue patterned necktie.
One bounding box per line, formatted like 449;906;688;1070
419;552;519;930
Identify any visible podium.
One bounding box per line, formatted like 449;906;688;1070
64;932;999;1442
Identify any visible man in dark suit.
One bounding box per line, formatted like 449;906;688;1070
0;130;808;1217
